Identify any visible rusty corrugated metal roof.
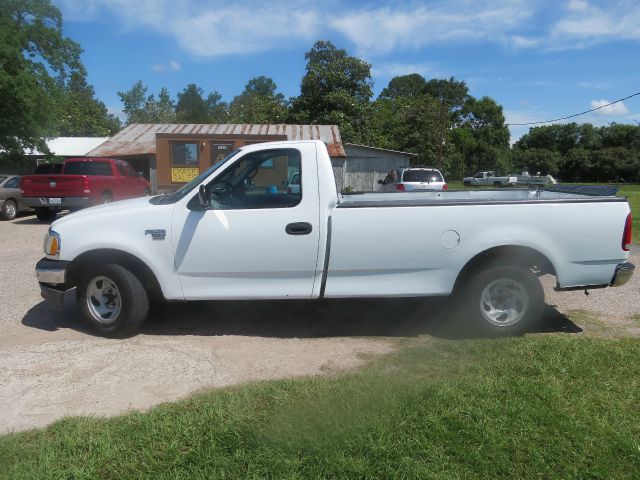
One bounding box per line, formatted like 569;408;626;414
87;124;345;157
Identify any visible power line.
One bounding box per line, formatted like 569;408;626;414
506;91;640;126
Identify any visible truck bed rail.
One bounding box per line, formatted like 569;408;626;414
543;184;620;196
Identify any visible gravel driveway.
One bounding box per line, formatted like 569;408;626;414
0;213;638;433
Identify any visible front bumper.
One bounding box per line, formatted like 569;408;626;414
611;262;635;287
21;197;91;209
36;258;71;308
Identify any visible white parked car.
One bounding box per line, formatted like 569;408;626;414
36;141;634;338
379;167;447;191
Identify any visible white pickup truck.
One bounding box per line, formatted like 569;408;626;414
464;171;517;187
36;140;634;337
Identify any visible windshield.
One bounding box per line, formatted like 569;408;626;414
402;170;443;183
150;149;240;205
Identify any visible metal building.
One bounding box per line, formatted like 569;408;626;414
335;143;418;192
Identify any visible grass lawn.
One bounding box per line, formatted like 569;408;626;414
447;181;639;243
1;333;639;479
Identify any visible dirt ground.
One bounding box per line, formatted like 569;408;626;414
0;213;638;433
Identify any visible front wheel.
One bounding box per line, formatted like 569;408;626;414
463;265;544;337
76;264;149;337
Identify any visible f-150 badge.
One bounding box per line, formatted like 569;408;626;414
145;229;166;240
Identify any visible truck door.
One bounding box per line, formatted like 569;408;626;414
171;143;321;299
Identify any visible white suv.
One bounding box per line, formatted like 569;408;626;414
379;167;448;192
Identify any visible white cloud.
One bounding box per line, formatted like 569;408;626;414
371;62;440;79
329;1;535;55
550;0;640;49
58;0;320;57
152;60;182;72
55;0;640;58
590;99;630;115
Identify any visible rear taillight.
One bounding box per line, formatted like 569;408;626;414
396;183;405;191
443;184;448;191
622;213;632;251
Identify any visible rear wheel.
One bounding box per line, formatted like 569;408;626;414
463;265;544;337
1;199;17;220
493;181;501;187
35;207;57;222
76;263;149;337
101;193;113;204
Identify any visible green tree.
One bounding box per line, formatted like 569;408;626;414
176;84;209;123
379;74;427;100
0;0;84;154
291;40;373;142
456;96;511;175
57;72;120;136
229;76;287;124
206;91;229;123
118;81;150;124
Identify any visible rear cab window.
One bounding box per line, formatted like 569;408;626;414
63;161;114;176
402;170;443;183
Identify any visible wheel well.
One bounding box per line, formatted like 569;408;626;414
453;245;556;293
67;249;163;301
102;190;113;198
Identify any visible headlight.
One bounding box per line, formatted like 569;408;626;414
43;230;61;258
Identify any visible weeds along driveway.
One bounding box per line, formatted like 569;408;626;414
0;214;638;433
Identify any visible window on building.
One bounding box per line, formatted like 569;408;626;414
210;142;234;165
171;142;199;166
204;149;302;209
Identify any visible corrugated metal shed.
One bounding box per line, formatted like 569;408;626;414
87;124;345;157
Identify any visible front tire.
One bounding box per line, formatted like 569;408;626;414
463;265;544;337
35;207;57;222
1;199;17;220
77;264;149;337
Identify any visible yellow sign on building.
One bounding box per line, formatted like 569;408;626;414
171;167;200;183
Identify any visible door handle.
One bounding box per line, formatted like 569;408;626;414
286;222;313;235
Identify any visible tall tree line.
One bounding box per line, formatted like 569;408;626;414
118;41;511;179
513;123;640;183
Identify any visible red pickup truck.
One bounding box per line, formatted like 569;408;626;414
21;158;151;222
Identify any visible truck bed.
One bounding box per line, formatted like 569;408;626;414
338;187;626;208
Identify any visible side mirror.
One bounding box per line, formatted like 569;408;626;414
377;179;384;185
198;184;210;207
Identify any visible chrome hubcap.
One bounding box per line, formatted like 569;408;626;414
5;202;16;218
86;276;122;324
480;278;529;326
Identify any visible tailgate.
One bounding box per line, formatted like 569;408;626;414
22;175;87;197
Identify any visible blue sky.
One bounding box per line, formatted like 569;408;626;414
54;0;640;142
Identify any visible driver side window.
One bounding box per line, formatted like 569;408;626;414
206;149;302;210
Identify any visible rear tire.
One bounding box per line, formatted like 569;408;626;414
1;199;17;220
35;207;57;222
493;181;501;187
76;263;149;337
463;265;544;337
101;193;113;204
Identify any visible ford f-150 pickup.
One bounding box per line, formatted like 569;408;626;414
35;140;635;337
21;157;150;222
